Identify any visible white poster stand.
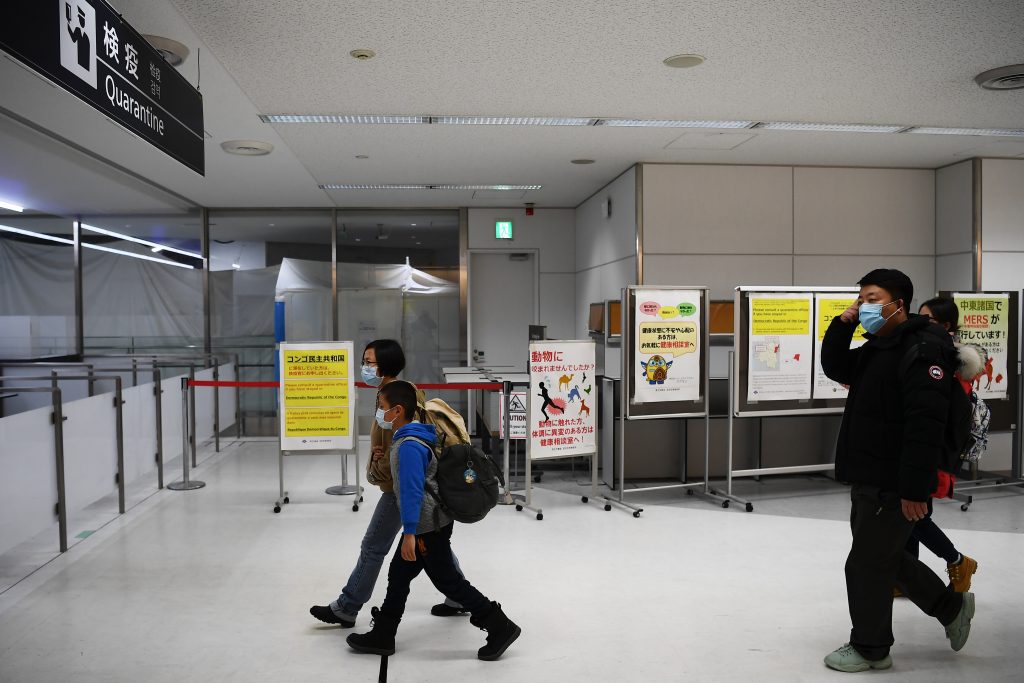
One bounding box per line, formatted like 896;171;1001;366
273;341;361;513
517;339;599;520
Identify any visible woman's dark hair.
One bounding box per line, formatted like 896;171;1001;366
365;339;406;378
919;296;959;332
378;380;417;419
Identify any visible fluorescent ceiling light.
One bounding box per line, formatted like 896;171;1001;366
0;199;25;212
79;223;204;260
599;119;754;128
0;224;73;244
905;126;1024;137
1;224;195;268
432;116;595;126
755;122;906;133
319;184;542;191
151;246;163;253
260;114;428;124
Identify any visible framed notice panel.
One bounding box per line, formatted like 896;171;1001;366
278;342;355;451
527;340;597;460
734;286;859;416
623;286;709;419
941;290;1019;432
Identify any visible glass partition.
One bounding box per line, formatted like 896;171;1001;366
209;210;333;434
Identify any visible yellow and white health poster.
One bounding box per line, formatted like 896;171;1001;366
633;289;702;404
954;293;1010;400
278;342;355;451
747;293;814;402
813;295;867;400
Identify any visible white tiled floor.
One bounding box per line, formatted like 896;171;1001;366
1;439;1021;682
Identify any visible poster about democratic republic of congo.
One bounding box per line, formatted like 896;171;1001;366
528;340;597;460
747;293;814;402
279;342;355;451
954;293;1010;400
813;295;867;400
632;289;702;404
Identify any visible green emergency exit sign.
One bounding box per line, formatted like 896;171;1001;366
495;220;513;240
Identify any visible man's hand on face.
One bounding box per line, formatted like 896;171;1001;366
840;299;860;324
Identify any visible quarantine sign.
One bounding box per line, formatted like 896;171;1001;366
954;293;1010;400
633;289;702;404
279;342;355;451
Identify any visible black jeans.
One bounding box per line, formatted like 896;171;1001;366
380;523;491;619
845;485;963;660
905;499;960;564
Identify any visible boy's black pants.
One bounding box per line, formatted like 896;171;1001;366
380;523;490;618
845;485;963;660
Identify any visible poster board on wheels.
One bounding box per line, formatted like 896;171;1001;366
278;342;355;451
734;286;860;417
528;340;597;460
623;286;709;419
941;290;1019;432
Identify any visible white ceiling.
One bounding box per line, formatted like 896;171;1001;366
2;0;1023;213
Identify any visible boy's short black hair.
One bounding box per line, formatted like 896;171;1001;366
857;268;914;309
379;380;417;420
365;339;406;378
919;296;960;332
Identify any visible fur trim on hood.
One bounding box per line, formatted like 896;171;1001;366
955;341;986;381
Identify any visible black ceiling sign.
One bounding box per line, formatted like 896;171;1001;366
1;0;205;175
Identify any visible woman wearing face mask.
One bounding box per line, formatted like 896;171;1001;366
897;297;982;594
310;339;466;627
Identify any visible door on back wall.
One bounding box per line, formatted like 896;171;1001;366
469;252;537;371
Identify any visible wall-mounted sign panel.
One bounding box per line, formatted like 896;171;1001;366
1;1;205;175
495;220;513;239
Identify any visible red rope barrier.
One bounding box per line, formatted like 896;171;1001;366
187;379;505;391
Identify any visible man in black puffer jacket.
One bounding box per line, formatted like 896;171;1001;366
819;269;975;673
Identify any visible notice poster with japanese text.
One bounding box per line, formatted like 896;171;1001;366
954;293;1010;400
813;295;867;400
747;293;814;402
528;340;597;460
632;289;702;404
279;342;354;451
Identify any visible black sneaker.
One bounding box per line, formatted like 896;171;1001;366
430;602;469;617
310;604;356;628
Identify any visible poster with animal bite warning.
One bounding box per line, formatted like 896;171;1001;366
632;289;702;404
528;340;597;460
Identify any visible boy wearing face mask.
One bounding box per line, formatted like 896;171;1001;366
819;269;975;673
310;339;466;627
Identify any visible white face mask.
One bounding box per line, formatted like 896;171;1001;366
361;364;382;387
375;407;394;430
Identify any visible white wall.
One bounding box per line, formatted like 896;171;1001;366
641;164;937;304
575;166;637;340
467;208;576;342
935;160;975;292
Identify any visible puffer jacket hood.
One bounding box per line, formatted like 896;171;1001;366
955;342;986;382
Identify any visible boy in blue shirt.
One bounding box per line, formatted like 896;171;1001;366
346;380;521;661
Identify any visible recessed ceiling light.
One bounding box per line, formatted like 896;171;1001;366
0;199;25;212
143;35;189;66
432;116;595;126
905;126;1024;137
350;49;376;60
221;139;274;156
319;183;542;191
261;115;427;124
571;159;595;164
754;122;907;133
410;223;417;226
663;53;705;68
975;64;1024;90
269;223;275;227
416;242;422;245
599;119;753;128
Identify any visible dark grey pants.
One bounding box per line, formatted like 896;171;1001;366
845;485;963;660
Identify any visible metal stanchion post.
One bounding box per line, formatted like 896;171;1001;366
500;381;515;505
154;369;164;489
326;450;360;496
52;388;68;553
189;367;197;467
115;378;125;514
214;364;221;453
168;377;205;491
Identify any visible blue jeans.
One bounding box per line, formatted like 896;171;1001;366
331;491;463;619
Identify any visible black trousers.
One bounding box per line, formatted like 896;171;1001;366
905;499;960;564
380;523;491;619
846;485;963;660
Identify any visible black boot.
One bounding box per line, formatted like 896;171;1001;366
346;607;401;656
470;602;521;661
